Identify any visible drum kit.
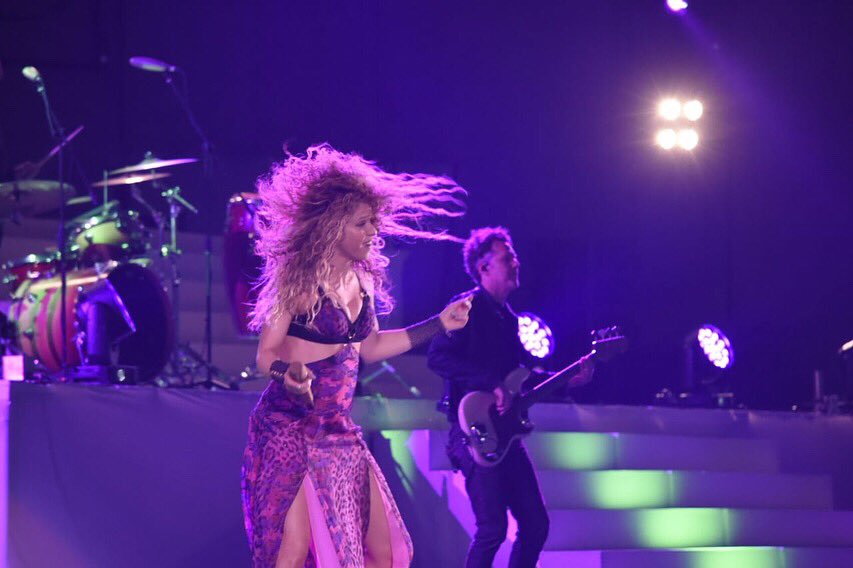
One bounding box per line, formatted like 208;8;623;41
0;153;235;385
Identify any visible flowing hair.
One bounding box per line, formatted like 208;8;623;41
249;143;466;330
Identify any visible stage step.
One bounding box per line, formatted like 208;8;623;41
539;547;853;568
428;430;779;473
544;508;853;550
533;469;831;510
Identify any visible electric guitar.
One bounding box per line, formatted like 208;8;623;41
457;327;627;467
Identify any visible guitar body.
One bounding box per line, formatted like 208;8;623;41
456;328;627;468
458;368;534;467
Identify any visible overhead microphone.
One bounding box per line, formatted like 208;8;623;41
128;56;178;73
21;66;42;83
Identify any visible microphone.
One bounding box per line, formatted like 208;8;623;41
21;66;42;83
129;56;178;73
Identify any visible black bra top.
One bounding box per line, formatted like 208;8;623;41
287;290;375;344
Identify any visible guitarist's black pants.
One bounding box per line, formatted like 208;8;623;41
448;424;549;568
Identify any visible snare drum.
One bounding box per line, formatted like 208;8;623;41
66;202;149;265
9;262;173;381
223;192;263;336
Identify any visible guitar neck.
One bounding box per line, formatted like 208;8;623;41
516;351;592;412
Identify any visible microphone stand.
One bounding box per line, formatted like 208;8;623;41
360;361;422;398
31;73;70;377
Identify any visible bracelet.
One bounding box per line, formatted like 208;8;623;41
405;315;446;348
269;360;290;383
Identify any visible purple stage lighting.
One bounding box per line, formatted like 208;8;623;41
667;0;688;13
518;312;555;359
697;325;734;369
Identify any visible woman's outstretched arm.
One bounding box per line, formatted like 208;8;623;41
359;296;472;364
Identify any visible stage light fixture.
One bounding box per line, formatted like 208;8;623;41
654;97;702;151
656;129;678;150
518;312;555;359
667;0;688;13
677;128;699;151
696;325;734;370
683;99;703;121
661;324;736;408
658;98;682;121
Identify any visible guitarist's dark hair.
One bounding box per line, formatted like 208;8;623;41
463;226;513;284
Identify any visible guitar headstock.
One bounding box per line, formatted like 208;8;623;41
590;326;628;362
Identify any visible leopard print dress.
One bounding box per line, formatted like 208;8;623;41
241;297;413;567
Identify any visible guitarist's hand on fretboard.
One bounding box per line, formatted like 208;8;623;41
567;354;596;388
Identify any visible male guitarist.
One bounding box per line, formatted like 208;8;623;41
428;226;594;568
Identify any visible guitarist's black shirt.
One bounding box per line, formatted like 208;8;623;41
428;287;530;422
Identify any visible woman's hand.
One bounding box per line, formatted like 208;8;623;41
283;361;315;406
439;296;473;332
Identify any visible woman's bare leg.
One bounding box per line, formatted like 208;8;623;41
364;471;394;568
276;479;312;568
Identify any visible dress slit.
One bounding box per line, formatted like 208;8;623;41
303;474;340;568
367;467;411;568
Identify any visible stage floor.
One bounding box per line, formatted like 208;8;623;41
7;382;853;567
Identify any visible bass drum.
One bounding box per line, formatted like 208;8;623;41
9;262;173;381
223;192;263;336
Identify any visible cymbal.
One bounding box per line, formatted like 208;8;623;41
92;172;171;188
109;156;198;175
0;179;75;219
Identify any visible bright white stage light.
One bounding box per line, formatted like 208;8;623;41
677;128;699;150
683;99;704;121
518;312;555;359
658;98;682;121
656;129;677;150
667;0;688;12
696;325;734;370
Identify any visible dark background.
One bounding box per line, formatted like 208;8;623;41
1;0;850;409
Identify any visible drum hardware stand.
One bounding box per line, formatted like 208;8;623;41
130;184;165;247
156;186;233;389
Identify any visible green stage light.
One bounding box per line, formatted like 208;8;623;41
539;432;616;470
584;470;672;509
635;508;728;548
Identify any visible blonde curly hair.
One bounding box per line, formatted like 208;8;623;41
249;144;466;330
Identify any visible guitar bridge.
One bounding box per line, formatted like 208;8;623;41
468;424;489;445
